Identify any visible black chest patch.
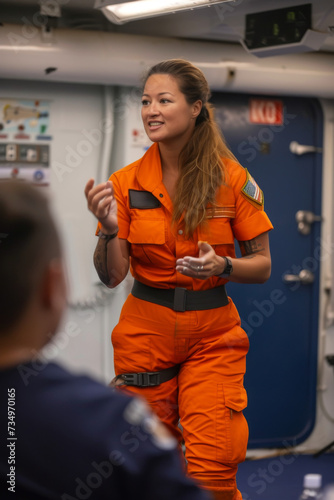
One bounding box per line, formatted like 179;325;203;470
129;190;162;209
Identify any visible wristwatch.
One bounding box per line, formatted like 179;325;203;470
97;229;118;241
217;256;233;279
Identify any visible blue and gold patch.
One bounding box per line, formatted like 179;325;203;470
241;169;264;206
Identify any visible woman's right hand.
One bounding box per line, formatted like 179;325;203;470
84;178;119;234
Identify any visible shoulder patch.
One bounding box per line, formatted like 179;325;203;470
123;398;149;425
123;398;176;450
241;169;264;206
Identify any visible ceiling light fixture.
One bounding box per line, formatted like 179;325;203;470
95;0;234;25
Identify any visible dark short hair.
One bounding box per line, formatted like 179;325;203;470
0;181;61;333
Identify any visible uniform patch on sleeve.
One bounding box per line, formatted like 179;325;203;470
205;206;236;219
241;169;264;206
123;398;176;450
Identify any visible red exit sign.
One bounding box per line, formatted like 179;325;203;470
249;99;283;125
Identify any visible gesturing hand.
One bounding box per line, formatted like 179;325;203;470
84;179;118;234
175;241;225;279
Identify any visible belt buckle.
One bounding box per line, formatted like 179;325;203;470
121;373;138;385
121;372;160;387
144;372;160;387
173;287;187;312
138;372;159;387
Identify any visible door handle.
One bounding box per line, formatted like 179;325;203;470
283;269;315;285
296;210;322;235
290;141;323;155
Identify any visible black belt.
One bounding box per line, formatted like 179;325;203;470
131;279;229;312
114;365;180;388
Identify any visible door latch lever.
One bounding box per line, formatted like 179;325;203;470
296;210;322;235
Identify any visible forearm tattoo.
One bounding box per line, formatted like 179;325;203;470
239;238;264;258
94;240;110;286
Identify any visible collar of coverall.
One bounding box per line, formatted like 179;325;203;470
136;142;174;214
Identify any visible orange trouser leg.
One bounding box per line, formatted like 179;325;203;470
207;487;243;500
111;294;181;441
178;321;249;499
112;295;249;498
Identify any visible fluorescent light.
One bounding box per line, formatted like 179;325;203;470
0;46;60;52
95;0;233;25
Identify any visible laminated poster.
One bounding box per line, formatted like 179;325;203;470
0;99;51;185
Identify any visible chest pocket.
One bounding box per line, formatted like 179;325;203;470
128;218;166;245
128;216;168;267
198;206;235;256
128;190;167;263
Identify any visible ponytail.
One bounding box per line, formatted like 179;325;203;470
173;103;237;238
195;103;210;125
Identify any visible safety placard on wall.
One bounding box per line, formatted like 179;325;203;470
0;98;51;185
249;99;283;125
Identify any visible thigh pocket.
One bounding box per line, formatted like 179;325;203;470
112;319;150;373
216;384;249;464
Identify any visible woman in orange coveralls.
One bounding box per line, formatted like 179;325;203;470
85;59;273;500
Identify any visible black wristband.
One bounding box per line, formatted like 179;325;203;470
97;229;119;242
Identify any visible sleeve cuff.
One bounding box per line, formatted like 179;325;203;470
95;222;129;240
233;211;273;241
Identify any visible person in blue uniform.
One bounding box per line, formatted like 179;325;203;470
0;181;210;500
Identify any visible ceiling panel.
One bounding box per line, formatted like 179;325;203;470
1;0;334;52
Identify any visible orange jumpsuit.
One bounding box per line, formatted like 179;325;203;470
98;143;273;500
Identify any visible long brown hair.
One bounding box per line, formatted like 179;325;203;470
143;59;237;238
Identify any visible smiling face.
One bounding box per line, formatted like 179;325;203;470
141;73;201;149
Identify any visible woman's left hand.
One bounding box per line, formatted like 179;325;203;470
176;241;225;279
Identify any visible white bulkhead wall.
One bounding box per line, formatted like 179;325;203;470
310;98;334;455
0;79;125;383
0;24;334;453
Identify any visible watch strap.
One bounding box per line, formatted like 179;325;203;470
217;256;233;279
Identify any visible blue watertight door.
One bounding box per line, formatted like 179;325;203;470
212;94;323;448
